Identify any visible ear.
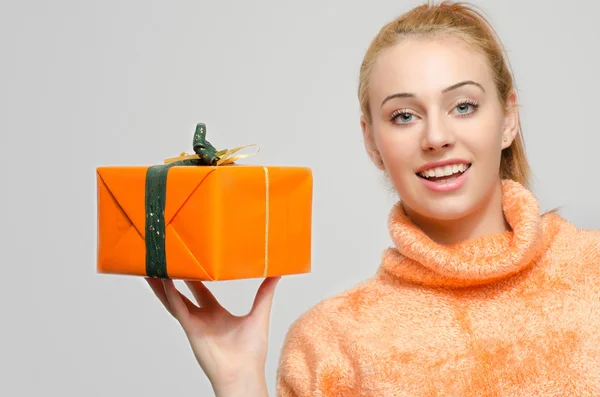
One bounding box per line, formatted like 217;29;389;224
361;115;385;170
501;90;519;149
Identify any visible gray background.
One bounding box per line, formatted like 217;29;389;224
1;0;598;396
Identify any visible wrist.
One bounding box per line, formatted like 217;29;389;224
213;368;268;397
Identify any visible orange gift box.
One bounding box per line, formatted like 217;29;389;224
97;158;312;281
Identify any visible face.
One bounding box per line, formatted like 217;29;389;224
361;36;518;221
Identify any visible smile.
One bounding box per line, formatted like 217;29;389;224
415;161;472;193
417;163;472;182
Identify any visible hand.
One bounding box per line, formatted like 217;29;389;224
145;276;281;394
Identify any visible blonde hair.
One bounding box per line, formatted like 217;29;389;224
358;0;531;187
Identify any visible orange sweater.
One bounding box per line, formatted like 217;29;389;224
276;180;600;396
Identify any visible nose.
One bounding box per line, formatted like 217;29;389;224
421;115;456;152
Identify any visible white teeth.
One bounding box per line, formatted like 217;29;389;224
418;163;470;179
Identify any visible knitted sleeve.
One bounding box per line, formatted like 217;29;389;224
275;302;356;396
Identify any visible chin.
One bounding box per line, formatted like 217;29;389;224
411;197;479;221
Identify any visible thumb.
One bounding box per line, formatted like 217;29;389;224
250;276;281;323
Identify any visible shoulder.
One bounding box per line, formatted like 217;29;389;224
547;213;600;250
544;213;600;268
281;276;385;341
276;277;382;395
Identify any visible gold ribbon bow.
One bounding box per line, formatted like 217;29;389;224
162;122;260;166
163;144;260;166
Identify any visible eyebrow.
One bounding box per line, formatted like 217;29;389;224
380;80;486;108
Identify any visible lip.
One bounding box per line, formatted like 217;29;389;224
415;158;471;174
418;164;471;193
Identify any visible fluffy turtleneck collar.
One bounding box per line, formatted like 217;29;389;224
379;180;563;288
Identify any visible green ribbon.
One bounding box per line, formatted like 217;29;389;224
144;123;222;279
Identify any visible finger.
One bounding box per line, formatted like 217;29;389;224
250;276;281;322
162;279;199;327
184;280;220;307
145;277;175;317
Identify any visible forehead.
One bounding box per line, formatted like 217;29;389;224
370;36;493;98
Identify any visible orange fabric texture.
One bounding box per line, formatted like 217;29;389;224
277;180;600;396
97;164;312;281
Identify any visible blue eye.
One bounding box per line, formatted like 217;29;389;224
453;100;479;116
397;113;413;122
390;110;417;125
389;99;480;126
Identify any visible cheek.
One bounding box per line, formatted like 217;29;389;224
377;132;420;195
376;125;414;161
461;117;504;162
378;132;417;174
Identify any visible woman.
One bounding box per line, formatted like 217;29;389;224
146;1;600;395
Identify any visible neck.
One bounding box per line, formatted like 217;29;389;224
404;180;510;245
381;179;561;287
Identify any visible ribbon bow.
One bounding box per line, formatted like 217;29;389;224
145;123;259;279
163;123;259;166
